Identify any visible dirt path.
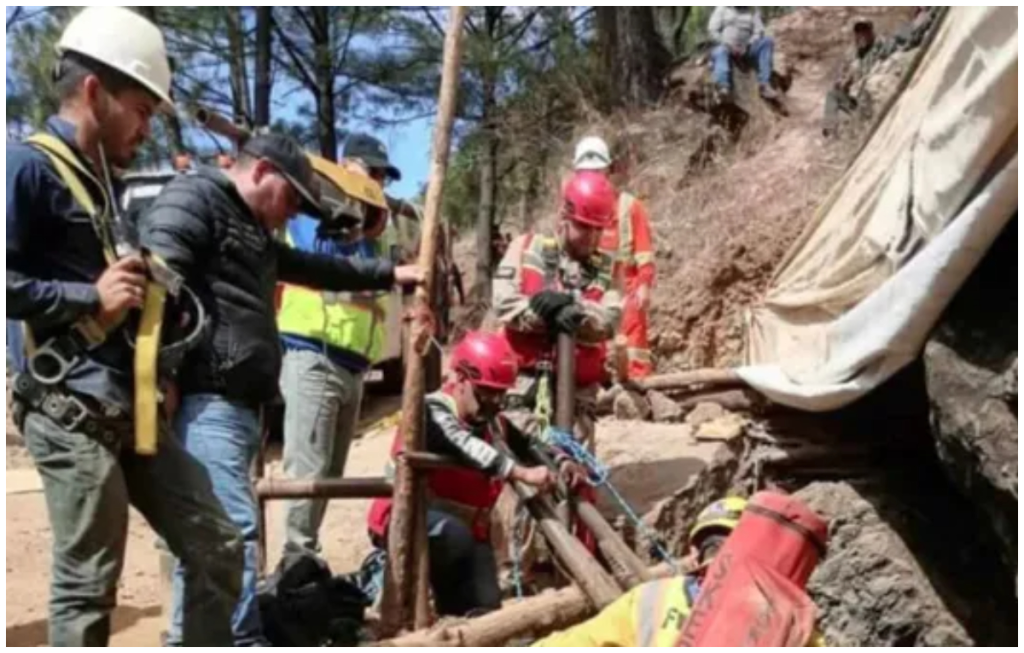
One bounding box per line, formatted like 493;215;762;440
6;405;717;647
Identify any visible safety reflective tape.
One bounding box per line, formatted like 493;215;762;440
134;282;166;456
627;348;653;362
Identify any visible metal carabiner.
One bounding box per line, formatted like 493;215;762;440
29;341;79;387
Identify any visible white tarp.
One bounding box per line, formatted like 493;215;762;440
739;6;1018;412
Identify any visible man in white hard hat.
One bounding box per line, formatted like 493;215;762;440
573;136;657;380
6;7;242;646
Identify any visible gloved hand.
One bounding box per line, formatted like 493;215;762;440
529;291;574;325
552;304;585;335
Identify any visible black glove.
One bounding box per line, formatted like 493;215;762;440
529;291;574;325
552;304;585;335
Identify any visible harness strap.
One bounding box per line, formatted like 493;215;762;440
22;133;168;456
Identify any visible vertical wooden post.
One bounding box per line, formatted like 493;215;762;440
381;6;468;636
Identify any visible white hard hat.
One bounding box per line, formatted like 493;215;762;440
57;7;174;110
574;136;612;171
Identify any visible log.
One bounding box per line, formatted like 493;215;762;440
383;6;468;636
376;564;676;647
508;477;622;610
529;443;652;592
255;478;393;500
676;389;764;414
635;369;745;392
575;501;653;590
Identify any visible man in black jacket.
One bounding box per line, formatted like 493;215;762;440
138;133;422;646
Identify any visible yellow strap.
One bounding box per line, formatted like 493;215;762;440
134;282;167;456
25;134;117;264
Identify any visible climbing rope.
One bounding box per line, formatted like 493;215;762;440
544;427;681;575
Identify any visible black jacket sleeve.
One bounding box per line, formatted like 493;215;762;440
137;181;215;279
6;146;101;328
275;242;396;292
424;396;516;479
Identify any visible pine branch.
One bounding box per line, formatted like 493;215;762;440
6;7;23;31
273;13;319;92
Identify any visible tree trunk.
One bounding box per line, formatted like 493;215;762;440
594;7;618;112
470;8;504;307
472;107;499;306
254;7;273;130
312;7;338;159
226;8;253;124
616;8;671;107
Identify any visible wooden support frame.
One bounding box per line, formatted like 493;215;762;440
381;6;469;637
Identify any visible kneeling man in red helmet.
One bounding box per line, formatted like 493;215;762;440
367;331;580;617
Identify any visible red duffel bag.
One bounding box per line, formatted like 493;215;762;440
677;491;830;647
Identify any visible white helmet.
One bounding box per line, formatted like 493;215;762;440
574;136;612;171
57;7;174;110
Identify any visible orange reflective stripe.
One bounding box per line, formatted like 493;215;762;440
617;193;636;263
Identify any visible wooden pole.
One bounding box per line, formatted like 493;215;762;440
382;6;468;637
376;564;677;647
506;477;622;610
635;368;744;392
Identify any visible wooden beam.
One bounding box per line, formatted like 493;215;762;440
376;564;676;647
382;6;469;636
255;478;393;500
635;369;745;393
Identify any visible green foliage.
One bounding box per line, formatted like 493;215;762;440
6;8;71;133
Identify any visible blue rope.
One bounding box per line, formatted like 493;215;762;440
544;427;680;575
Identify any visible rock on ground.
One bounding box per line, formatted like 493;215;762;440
613;389;651;422
685;402;725;428
647;390;684;423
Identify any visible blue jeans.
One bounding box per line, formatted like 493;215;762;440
167;395;268;647
712;36;775;88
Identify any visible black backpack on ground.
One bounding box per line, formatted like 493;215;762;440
258;552;371;647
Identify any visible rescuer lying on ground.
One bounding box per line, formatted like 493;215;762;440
367;331;585;618
533;498;827;647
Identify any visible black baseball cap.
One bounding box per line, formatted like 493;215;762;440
343;133;402;182
242;133;323;217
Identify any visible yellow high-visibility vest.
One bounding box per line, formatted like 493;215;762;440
277;229;389;363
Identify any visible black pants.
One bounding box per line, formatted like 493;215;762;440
426;510;502;617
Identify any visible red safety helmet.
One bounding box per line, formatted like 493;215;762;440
562;170;618;229
451;331;519;391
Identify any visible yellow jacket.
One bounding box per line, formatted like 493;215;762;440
533;577;827;647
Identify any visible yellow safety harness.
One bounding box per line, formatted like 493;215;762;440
22;133;174;455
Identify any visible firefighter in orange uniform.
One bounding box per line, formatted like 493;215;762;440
574;136;657;379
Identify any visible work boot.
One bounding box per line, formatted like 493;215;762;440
760;84;780;101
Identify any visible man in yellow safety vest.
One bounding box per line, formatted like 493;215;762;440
276;134;401;558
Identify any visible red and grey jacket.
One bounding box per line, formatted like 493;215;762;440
491;233;622;388
367;391;558;543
